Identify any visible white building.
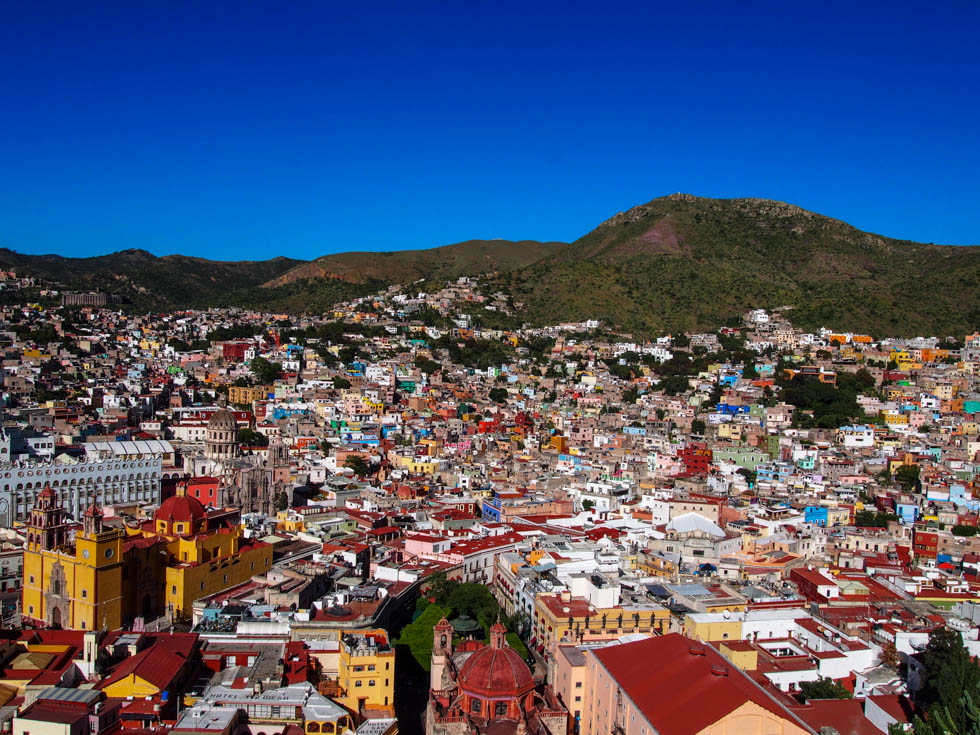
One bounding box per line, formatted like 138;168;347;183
0;453;164;526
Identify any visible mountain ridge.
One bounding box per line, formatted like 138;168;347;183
2;194;978;336
495;194;980;336
264;239;567;287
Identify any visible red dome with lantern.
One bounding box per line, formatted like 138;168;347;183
455;621;535;721
154;491;207;535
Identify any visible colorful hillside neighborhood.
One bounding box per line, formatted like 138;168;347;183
2;273;980;735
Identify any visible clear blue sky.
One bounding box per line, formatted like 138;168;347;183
2;1;978;260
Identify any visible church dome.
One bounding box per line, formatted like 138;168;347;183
457;625;534;698
208;408;238;431
155;494;207;525
205;408;240;461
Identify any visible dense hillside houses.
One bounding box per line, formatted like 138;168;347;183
0;276;979;735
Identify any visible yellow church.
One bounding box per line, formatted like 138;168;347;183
22;484;272;630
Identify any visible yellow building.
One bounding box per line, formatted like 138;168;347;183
719;640;760;670
883;410;908;427
151;492;273;621
684;613;743;643
22;489;124;630
717;422;743;441
636;551;679;578
22;486;272;629
228;384;272;405
533;593;670;652
395;455;440;474
336;630;396;715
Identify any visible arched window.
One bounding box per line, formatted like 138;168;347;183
470;698;482;714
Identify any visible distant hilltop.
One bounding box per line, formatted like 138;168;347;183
2;194;978;336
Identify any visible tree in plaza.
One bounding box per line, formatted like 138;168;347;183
914;627;980;735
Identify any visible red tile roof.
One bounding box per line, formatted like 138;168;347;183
97;634;198;691
790;699;879;735
592;634;814;735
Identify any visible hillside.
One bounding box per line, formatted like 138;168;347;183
0;248;305;309
265;239;566;287
3;196;978;337
490;194;980;336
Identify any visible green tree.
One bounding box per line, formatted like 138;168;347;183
691;419;706;435
488;387;509;403
915;628;980;735
799;677;853;701
396;603;449;670
582;499;595;511
855;368;876;388
277;491;289;512
895;464;920;492
237;428;269;447
953;525;979;537
414;356;441;375
661;375;690;396
344;455;371;476
333;377;351;389
250;356;281;384
855;510;899;527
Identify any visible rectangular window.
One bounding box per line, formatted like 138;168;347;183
171;585;177;594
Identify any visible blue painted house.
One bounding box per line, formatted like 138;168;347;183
805;506;829;527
